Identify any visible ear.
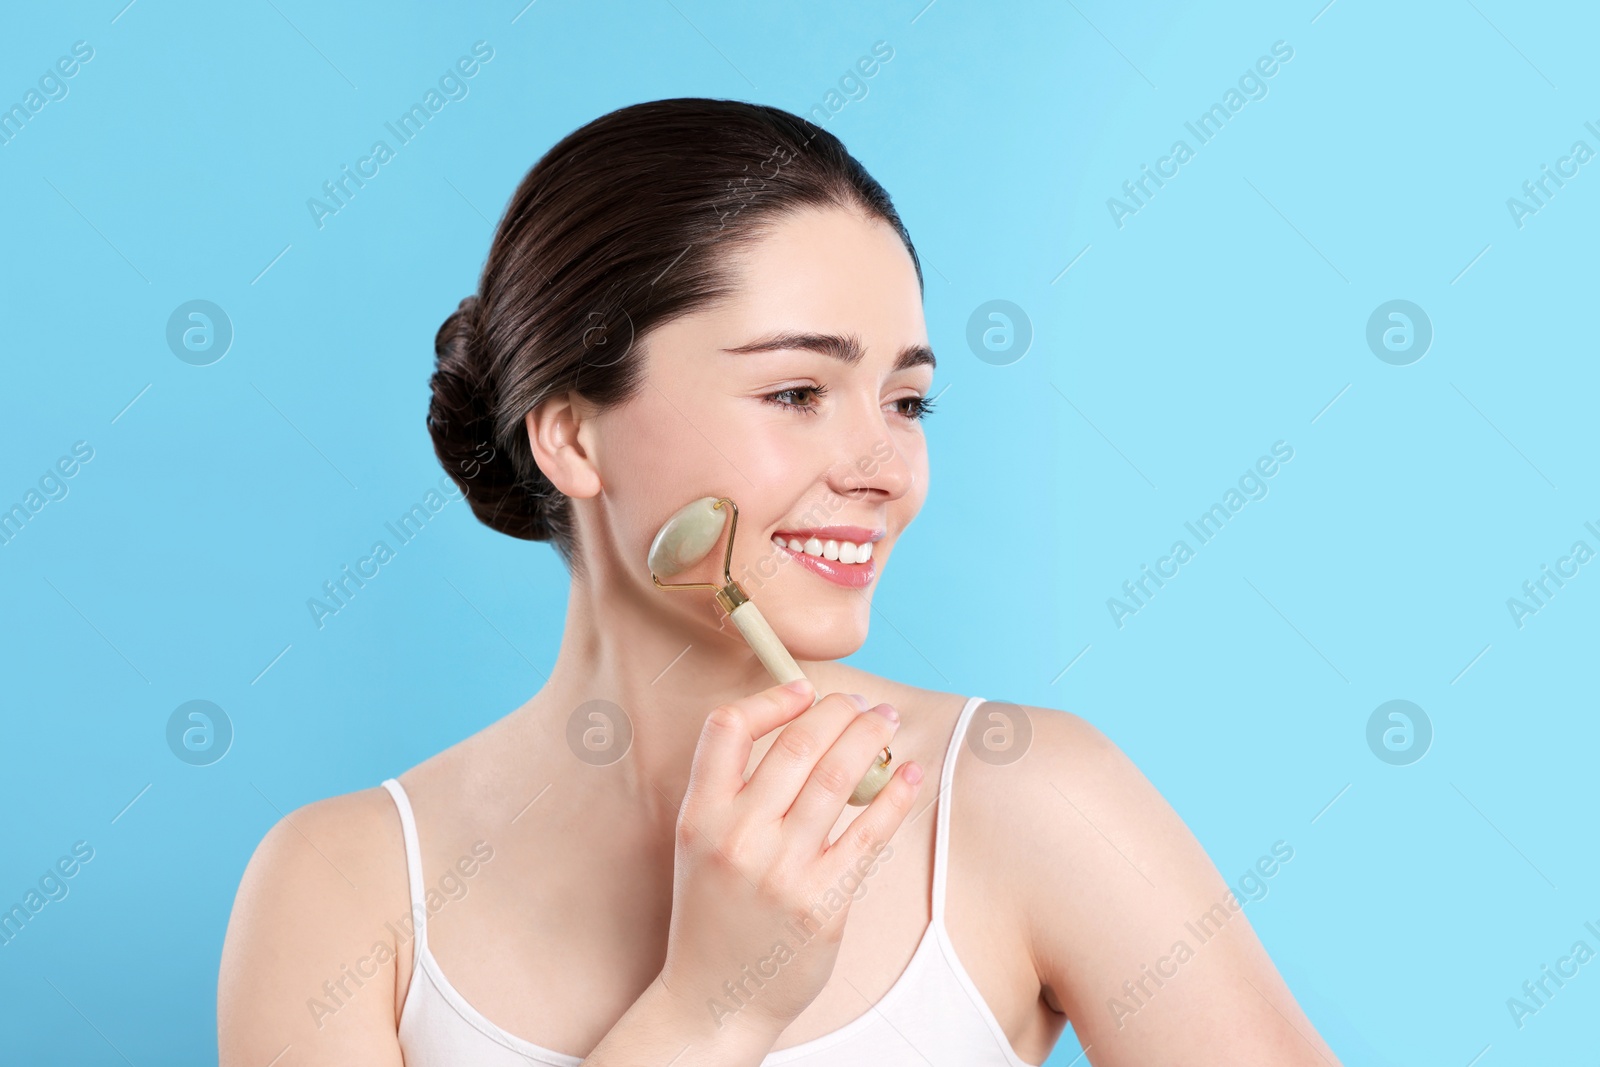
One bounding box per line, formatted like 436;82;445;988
525;391;601;500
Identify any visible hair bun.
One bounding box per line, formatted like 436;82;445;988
427;294;551;541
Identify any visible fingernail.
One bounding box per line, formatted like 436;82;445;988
904;761;923;785
871;703;899;724
784;678;813;694
846;693;869;709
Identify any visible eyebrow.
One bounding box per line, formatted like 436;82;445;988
721;331;936;373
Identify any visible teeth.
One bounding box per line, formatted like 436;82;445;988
773;534;875;564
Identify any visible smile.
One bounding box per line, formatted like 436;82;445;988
768;527;881;589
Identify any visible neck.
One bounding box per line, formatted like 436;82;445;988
526;560;851;814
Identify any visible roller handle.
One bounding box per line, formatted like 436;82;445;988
727;599;809;694
726;600;893;806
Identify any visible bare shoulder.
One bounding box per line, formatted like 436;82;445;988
218;784;410;1066
227;785;412;921
944;702;1134;948
956;702;1231;966
955;702;1341;1065
958;701;1159;847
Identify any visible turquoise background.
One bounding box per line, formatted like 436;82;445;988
2;0;1596;1062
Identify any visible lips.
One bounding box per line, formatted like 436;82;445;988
768;528;881;590
773;541;877;589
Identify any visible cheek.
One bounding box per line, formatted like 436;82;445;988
599;394;787;564
736;423;810;485
598;405;704;558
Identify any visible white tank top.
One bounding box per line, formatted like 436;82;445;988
380;694;1041;1066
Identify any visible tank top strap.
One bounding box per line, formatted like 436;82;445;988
381;777;430;962
930;695;985;927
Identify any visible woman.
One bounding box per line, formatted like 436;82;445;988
219;98;1339;1066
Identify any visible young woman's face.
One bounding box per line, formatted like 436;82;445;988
593;204;933;660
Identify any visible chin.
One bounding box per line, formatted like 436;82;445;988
763;602;872;662
783;633;868;662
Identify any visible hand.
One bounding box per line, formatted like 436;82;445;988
657;678;922;1043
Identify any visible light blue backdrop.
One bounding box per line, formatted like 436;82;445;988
2;0;1595;1063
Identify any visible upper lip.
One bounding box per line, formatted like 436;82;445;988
771;524;885;545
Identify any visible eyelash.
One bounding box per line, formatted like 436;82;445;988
762;383;937;421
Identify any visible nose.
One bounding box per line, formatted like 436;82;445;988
825;402;915;502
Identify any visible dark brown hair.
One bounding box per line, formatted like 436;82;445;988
427;97;922;573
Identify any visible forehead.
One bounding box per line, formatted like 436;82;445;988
715;206;927;352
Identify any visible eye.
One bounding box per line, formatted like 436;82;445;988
761;383;937;421
891;393;937;421
762;383;827;413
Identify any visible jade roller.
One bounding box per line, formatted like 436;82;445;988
648;495;894;806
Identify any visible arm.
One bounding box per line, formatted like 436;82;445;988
997;708;1341;1066
217;788;409;1067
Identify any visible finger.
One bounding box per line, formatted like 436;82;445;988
738;692;862;816
822;757;923;881
689;679;815;806
783;702;900;844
